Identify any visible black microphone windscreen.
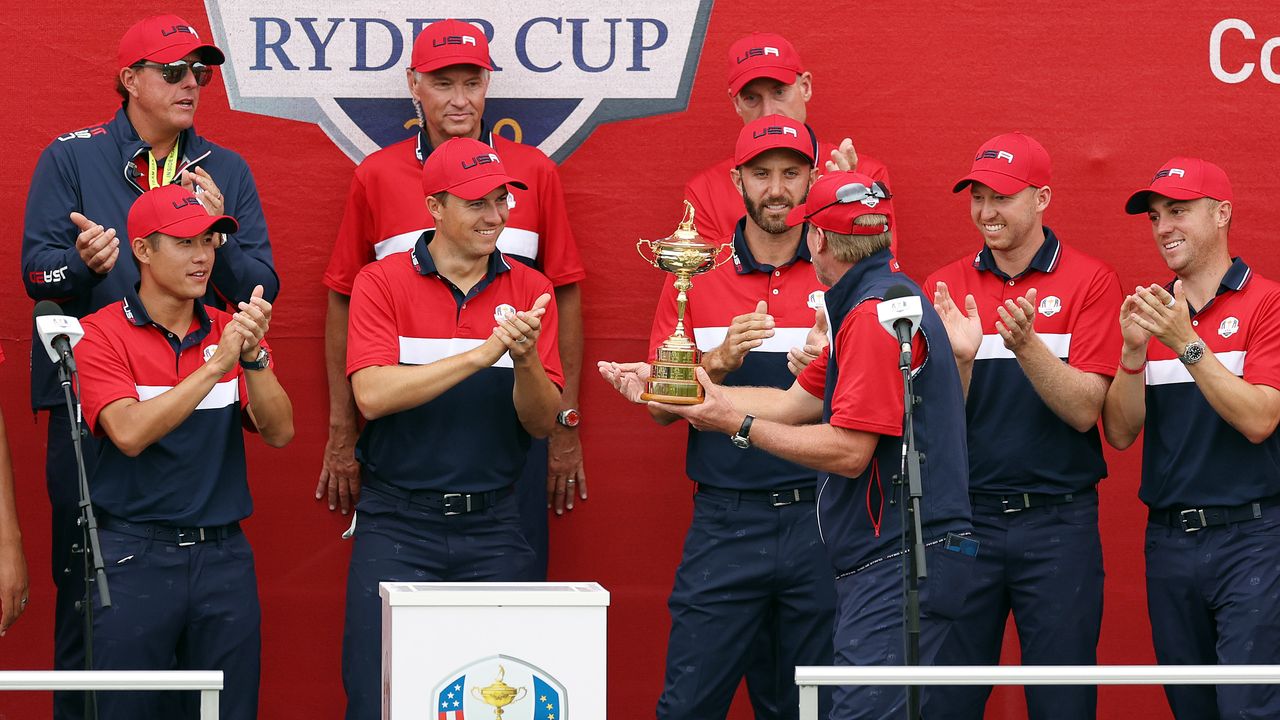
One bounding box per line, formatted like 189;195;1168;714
885;284;913;301
33;300;63;319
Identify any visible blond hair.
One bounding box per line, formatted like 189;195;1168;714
821;214;892;263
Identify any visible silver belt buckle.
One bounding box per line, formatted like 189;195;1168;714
442;493;472;516
771;489;801;507
1002;493;1031;513
1179;508;1207;532
177;528;206;546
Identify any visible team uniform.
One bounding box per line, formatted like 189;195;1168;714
341;231;563;720
796;249;973;720
925;229;1122;719
649;221;835;720
75;290;271;720
684;131;893;249
20;106;277;710
1137;259;1280;719
325;127;583;575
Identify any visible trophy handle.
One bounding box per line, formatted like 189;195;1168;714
513;687;527;703
471;687;484;701
635;239;660;269
711;241;736;269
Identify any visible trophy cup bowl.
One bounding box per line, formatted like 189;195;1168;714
471;666;527;719
636;201;735;404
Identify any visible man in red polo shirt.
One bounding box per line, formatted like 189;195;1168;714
75;184;293;720
321;21;586;575
342;137;563;720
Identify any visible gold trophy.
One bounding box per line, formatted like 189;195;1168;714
636;201;735;404
471;666;527;719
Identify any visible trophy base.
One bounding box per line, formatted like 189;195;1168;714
643;343;703;405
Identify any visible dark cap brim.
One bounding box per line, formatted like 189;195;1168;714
1124;186;1210;215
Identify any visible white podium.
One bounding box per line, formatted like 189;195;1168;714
380;582;610;720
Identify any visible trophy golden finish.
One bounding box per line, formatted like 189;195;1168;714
636;201;735;404
471;666;527;719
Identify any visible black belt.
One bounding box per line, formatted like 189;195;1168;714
368;482;513;516
99;515;242;546
1149;498;1274;532
970;488;1094;514
697;484;816;507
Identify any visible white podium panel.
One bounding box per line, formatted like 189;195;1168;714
380;582;609;720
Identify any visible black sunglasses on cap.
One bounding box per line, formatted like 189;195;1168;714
805;181;893;219
132;60;214;87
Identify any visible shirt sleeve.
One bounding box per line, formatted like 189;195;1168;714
346;265;401;376
324;170;377;296
209;156;280;305
76;318;140;437
1065;265;1124;377
1243;288;1280;390
532;160;586;287
827;304;909;435
21;144;108;301
797;345;829;398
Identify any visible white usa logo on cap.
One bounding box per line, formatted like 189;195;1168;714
1219;316;1239;338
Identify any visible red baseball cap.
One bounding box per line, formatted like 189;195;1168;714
735;115;814;166
422;137;528;200
786;171;894;235
952;132;1051;195
411;19;494;73
1124;157;1233;215
128;184;237;241
118;15;224;69
727;33;805;96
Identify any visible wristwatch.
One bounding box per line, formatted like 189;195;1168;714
556;408;581;428
240;346;270;371
730;414;755;450
1178;338;1206;366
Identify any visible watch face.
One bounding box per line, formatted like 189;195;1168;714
1182;340;1206;365
558;409;581;427
731;435;750;449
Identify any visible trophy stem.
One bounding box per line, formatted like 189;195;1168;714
673;278;692;340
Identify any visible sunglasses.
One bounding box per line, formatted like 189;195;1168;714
132;60;214;87
805;181;893;219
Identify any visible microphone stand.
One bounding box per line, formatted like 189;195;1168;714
60;356;108;720
896;340;926;720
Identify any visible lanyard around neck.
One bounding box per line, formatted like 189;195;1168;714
146;138;181;188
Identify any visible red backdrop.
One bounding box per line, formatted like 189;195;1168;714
2;2;1280;718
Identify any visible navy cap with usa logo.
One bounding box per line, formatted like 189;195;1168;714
1124;157;1234;215
117;14;224;69
727;32;805;96
410;19;494;73
127;184;237;241
422;137;528;200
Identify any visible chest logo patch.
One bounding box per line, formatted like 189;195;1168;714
1037;295;1062;317
1219;316;1239;338
203;345;217;363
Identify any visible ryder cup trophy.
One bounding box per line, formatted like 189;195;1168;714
636;201;735;404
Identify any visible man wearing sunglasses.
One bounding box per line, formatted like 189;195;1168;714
20;14;278;719
321;20;587;579
925;133;1122;720
602;170;974;720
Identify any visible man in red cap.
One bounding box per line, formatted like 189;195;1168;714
630;115;835;719
20;15;278;718
925;133;1122;720
320;20;587;576
1104;158;1280;719
683;32;895;246
75;184;292;720
602;171;974;720
341;137;563;720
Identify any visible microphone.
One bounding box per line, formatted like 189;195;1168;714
34;300;84;373
876;284;922;370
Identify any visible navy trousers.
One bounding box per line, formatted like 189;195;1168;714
47;405;101;720
91;524;261;720
516;437;550;580
831;538;976;720
932;492;1104;719
1146;513;1280;719
657;488;836;720
341;486;536;720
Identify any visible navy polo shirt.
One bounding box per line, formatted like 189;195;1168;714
648;219;826;490
347;231;564;493
1140;259;1280;509
798;249;971;574
925;228;1123;494
77;289;262;527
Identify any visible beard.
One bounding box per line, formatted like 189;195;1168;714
744;194;794;235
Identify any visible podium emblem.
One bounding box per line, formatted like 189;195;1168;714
433;655;567;719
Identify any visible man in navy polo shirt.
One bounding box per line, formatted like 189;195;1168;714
926;133;1122;720
75;184;293;720
321;20;587;575
342;136;563;720
643;115;834;720
1103;158;1280;719
603;171;973;720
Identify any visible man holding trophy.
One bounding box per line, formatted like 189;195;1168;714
623;114;835;719
603;170;974;720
